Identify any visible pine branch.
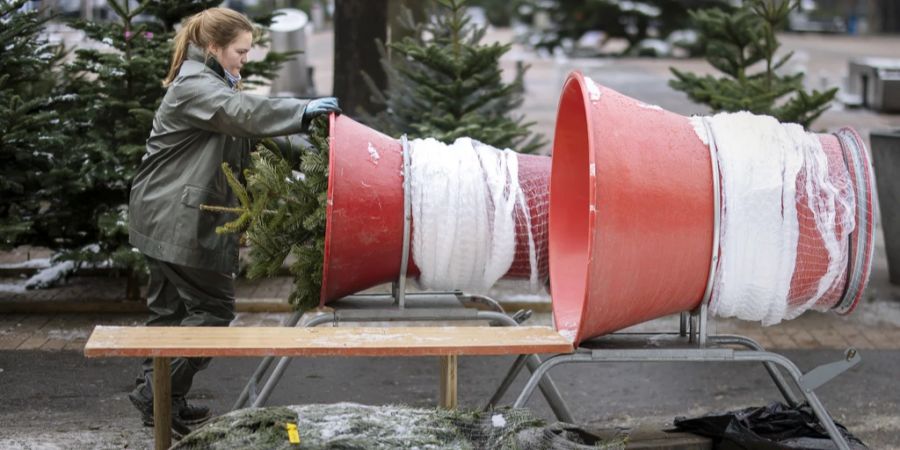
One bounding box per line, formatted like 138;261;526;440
669;0;835;128
213;116;330;311
361;0;546;154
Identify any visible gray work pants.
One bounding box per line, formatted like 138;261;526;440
133;256;235;401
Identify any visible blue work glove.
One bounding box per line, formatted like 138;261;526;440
302;97;341;130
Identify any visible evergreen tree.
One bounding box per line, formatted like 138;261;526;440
364;0;545;154
0;0;66;248
519;0;729;57
669;0;837;127
51;0;168;272
207;117;330;311
43;1;297;280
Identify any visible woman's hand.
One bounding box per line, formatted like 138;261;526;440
301;97;341;130
305;97;341;118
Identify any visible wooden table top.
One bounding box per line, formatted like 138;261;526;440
84;325;574;358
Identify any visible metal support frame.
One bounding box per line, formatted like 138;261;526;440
232;294;573;422
234;135;573;420
504;311;860;450
500;120;857;448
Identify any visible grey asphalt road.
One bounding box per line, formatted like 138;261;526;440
1;348;898;449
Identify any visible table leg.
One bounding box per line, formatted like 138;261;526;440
153;357;172;450
439;355;457;409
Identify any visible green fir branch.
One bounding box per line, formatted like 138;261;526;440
669;0;835;128
361;0;545;154
214;116;330;312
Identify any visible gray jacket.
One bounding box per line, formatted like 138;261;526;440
129;46;310;273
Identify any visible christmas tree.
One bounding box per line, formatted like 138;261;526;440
50;0;170;275
669;0;837;127
364;0;545;154
42;0;291;284
0;0;66;248
519;0;729;57
207;117;330;311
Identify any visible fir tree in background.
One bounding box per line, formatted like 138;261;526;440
0;0;66;248
669;0;837;128
364;0;545;154
34;0;291;288
51;0;170;275
2;0;296;291
518;0;729;57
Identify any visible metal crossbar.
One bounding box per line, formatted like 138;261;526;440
500;304;860;450
231;291;574;422
234;135;574;420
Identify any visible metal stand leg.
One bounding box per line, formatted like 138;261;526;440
248;312;337;408
252;354;295;407
525;354;574;423
513;344;858;450
484;354;529;409
513;353;589;409
481;312;574;422
232;310;305;410
734;350;857;450
711;335;802;407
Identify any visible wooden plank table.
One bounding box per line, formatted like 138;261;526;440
85;325;573;449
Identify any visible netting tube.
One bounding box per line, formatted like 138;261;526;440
692;112;857;325
409;138;548;292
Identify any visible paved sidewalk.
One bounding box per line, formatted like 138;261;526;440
1;269;899;353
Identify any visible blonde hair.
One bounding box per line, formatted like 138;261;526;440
163;7;254;87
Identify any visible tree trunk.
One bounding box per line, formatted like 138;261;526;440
880;0;900;33
333;0;388;117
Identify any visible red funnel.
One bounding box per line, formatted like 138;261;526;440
549;72;874;345
321;114;551;304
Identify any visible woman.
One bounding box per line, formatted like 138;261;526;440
126;7;339;436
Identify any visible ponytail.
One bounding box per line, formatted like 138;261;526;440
162;8;254;87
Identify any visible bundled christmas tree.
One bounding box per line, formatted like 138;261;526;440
669;0;837;128
0;0;66;248
364;0;545;154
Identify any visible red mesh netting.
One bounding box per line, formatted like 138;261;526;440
506;154;551;284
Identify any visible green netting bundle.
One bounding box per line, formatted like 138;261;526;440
171;403;629;449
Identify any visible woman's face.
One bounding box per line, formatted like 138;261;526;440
209;31;252;77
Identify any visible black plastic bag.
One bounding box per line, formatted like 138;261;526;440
671;402;867;450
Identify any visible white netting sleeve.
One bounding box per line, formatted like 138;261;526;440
789;124;856;319
409;137;537;292
696;112;856;325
